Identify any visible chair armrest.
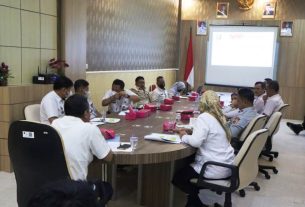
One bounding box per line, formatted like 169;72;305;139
197;161;239;192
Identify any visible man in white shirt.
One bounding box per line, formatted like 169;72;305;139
253;81;266;114
263;80;284;116
74;79;102;119
52;94;113;180
151;76;169;103
40;76;73;124
102;79;139;113
130;76;151;106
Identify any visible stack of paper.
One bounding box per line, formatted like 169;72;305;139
90;118;105;126
144;133;181;144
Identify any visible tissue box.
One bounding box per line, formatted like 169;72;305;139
100;128;115;139
181;110;194;120
144;104;157;112
164;98;174;105
188;96;196;101
136;109;151;118
125;112;137;120
163;120;176;131
172;96;180;101
160;104;172;111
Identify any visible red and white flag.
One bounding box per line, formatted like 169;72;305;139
184;31;194;87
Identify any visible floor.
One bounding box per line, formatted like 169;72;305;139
1;119;305;207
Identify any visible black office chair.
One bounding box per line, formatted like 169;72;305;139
8;120;71;207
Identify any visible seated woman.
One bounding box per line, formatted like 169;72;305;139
172;90;235;207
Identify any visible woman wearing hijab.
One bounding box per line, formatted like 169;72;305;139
172;90;235;207
168;81;186;97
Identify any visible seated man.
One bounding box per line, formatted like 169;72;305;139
52;94;113;180
223;93;239;118
40;76;73;124
229;88;258;138
253;81;266;114
168;81;186;97
151;76;169;103
74;79;102;119
130;76;151;106
287;116;305;135
102;79;139;113
262;80;284;116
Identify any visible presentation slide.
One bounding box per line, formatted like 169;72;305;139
206;26;278;87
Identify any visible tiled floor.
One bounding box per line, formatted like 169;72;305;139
1;120;305;207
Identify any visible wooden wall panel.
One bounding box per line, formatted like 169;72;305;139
60;0;87;81
179;1;305;119
0;139;9;156
0;156;12;172
0;122;9;139
0;85;52;172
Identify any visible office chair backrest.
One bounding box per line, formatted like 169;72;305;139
265;112;282;137
234;129;269;190
239;114;267;142
24;104;40;122
277;104;289;115
8;120;71;207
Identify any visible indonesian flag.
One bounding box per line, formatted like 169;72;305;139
184;31;194;87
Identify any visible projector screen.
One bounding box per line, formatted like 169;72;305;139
206;26;279;87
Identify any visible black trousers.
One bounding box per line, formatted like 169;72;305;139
172;165;200;196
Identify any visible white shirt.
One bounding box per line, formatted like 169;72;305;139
52;116;111;180
102;89;137;113
222;105;239;118
88;98;99;119
40;91;65;124
253;94;265;114
151;87;169;103
182;113;235;179
263;94;284;116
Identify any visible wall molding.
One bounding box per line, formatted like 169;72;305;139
86;68;179;74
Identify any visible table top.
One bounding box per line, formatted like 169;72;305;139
101;99;197;165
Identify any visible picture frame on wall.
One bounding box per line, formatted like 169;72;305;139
280;21;293;37
262;2;276;19
216;2;229;19
197;20;207;35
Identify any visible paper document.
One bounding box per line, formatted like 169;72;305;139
144;133;181;144
118;110;129;116
107;142;133;152
90;118;105;126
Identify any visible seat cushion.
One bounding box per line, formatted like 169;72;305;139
190;178;231;187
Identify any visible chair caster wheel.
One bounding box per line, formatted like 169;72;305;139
269;157;273;161
254;185;260;191
265;174;271;179
214;203;222;207
239;190;245;197
273;169;278;174
274;153;279;158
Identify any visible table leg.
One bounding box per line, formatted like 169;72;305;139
142;162;173;207
169;161;175;207
137;164;143;205
111;164;117;200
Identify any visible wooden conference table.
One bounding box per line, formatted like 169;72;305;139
94;99;197;207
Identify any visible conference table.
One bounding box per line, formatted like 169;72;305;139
92;99;198;207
